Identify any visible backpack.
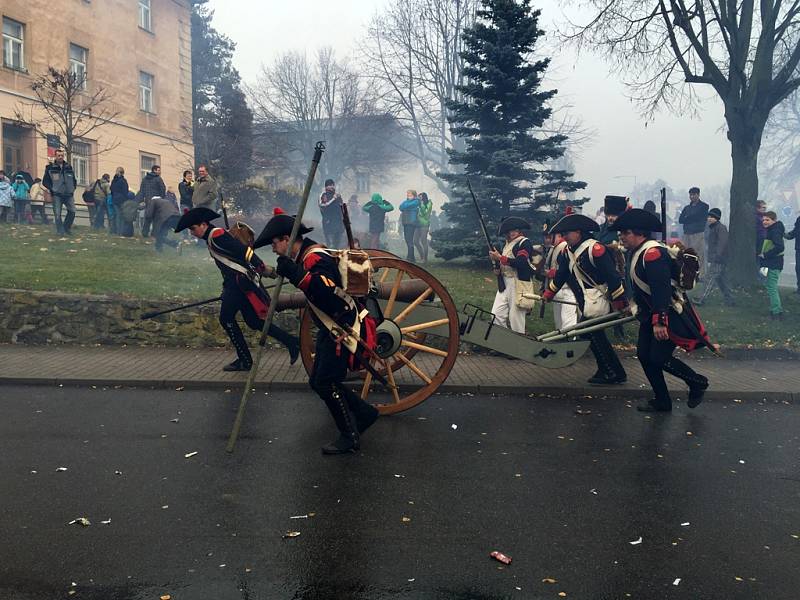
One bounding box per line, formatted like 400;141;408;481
82;180;101;205
306;248;374;297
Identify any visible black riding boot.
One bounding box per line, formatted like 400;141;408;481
587;331;627;384
259;323;300;365
221;321;253;371
663;357;708;408
339;385;380;433
320;386;360;455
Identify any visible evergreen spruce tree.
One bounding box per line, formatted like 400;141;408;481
191;1;253;184
432;0;586;261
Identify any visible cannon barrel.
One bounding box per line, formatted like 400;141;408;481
275;278;432;311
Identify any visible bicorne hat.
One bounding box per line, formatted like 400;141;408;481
603;195;628;216
497;216;531;236
174;206;221;232
254;207;314;249
609;208;662;232
549;213;599;234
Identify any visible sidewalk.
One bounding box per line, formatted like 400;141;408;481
1;344;797;402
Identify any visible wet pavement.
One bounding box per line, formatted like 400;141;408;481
1;385;798;600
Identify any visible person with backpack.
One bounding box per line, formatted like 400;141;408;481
362;192;394;248
542;213;628;385
89;174;111;230
399;189;420;261
759;211;786;319
613;208;713;413
256;207;380;455
488;217;537;334
11;174;31;224
42;148;78;235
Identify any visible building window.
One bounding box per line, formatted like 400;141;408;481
140;152;159;181
69;44;88;89
139;71;154;113
71;141;91;187
356;173;370;194
139;0;152;31
2;17;25;70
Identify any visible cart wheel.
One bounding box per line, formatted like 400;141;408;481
299;257;460;414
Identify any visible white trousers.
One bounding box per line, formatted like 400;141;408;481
553;286;579;331
491;276;527;334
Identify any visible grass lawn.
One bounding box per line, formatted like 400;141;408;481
1;223;797;349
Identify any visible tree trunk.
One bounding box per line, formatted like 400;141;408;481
726;120;764;287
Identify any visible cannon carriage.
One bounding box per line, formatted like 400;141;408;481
274;250;595;414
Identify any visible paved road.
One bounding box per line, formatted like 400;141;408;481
1;385;798;599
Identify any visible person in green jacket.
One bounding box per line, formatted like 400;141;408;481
759;211;785;319
414;192;433;262
362;192;394;249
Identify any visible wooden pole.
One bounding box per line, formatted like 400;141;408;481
226;141;325;453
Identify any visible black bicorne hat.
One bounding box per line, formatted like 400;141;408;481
549;213;599;234
254;208;314;249
609;208;662;232
497;216;531;235
174;207;221;232
603;195;628;216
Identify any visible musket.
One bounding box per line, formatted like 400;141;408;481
466;178;505;293
141;296;221;319
220;190;230;229
660;187;667;242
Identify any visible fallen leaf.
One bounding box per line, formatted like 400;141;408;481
542;578;558;584
290;514;309;519
451;424;458;430
100;519;111;525
56;467;68;472
160;596;172;600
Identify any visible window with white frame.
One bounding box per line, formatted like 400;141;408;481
138;0;152;31
356;173;370;194
2;17;25;70
140;152;159;181
71;141;91;187
69;44;88;89
139;71;154;113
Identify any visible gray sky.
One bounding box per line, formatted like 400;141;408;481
207;0;732;212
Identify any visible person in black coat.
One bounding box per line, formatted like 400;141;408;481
255;208;380;455
175;207;300;372
178;170;194;212
542;213;628;385
613;209;712;412
136;165;167;237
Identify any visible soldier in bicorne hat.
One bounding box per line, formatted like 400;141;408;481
488;216;537;334
541;220;578;331
611;208;712;412
255;208;380;455
175;207;300;372
542;212;628;385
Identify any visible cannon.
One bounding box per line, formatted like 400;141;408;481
273;251;601;415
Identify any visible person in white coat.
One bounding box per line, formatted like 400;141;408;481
542;223;579;330
488;217;537;334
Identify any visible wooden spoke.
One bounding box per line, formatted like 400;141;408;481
381;358;402;404
400;339;449;357
393;287;434;323
400;318;450;335
383;269;404;318
379;266;391;284
395;353;432;384
360;369;373;400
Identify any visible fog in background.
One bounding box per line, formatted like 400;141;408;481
208;0;733;214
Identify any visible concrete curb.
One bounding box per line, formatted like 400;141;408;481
1;376;794;403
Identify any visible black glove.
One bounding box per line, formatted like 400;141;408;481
276;255;303;285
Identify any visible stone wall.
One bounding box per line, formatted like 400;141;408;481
0;288;297;347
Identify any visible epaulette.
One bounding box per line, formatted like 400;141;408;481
644;247;662;262
591;243;606;257
210;227;225;238
303;252;322;270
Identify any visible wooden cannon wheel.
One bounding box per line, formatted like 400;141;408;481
298;256;460;414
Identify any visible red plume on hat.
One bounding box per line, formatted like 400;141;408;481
565;205;575;215
273;207;285;215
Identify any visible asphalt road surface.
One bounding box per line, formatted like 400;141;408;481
1;385;798;600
